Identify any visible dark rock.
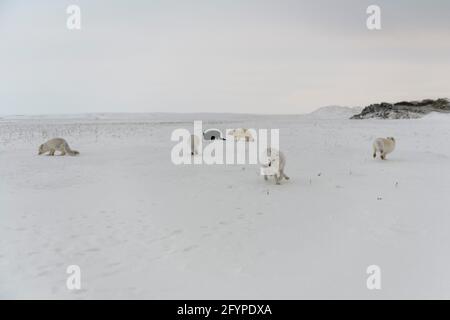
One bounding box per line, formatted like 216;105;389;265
351;98;450;119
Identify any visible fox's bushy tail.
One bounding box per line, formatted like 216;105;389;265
63;142;80;156
68;150;80;156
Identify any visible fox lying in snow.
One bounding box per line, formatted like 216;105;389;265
260;148;290;185
229;128;254;142
38;138;80;156
373;137;395;160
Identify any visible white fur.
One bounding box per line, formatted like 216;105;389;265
260;148;289;185
373;137;396;160
229;128;254;142
38;138;79;156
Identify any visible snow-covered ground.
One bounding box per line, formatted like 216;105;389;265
1;109;450;299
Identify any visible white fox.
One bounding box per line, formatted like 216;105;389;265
38;138;80;156
373;137;395;160
260;148;290;185
229;128;254;142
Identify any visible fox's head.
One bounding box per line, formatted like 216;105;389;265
260;148;280;172
38;144;45;155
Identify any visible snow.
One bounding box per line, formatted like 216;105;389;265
1;111;450;299
305;105;362;119
421;111;450;121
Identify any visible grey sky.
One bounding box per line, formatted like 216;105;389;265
1;0;449;115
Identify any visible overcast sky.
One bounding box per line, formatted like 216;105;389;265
1;0;449;115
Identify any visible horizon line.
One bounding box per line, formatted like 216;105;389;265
0;105;361;118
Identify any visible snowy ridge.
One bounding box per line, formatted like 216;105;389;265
306;106;363;119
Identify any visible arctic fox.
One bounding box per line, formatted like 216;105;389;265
229;128;254;142
373;137;395;160
189;134;200;156
38;138;80;156
260;148;290;185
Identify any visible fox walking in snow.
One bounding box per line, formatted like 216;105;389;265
38;138;80;156
260;148;290;185
373;137;395;160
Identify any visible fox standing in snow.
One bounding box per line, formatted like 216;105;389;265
38;138;80;156
260;148;290;185
373;137;395;160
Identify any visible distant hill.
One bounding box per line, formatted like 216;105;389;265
351;98;450;119
307;106;362;119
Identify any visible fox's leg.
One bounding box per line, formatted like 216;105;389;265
62;144;70;156
264;175;268;181
275;174;281;185
282;170;290;180
48;149;55;156
381;153;386;160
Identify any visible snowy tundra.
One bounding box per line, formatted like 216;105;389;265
1;109;450;299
